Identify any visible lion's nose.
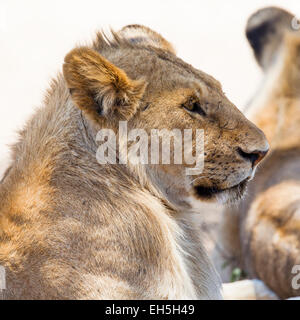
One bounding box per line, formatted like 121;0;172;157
237;145;269;167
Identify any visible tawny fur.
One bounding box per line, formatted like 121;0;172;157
0;25;267;299
219;7;300;299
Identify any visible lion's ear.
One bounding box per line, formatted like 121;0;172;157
63;47;146;121
119;25;176;54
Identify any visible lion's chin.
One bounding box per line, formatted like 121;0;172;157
193;179;248;204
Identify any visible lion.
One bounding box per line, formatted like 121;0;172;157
218;7;300;299
0;25;268;299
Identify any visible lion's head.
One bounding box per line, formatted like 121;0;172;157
63;25;269;206
246;6;299;71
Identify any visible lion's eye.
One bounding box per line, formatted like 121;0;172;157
183;101;206;116
142;103;150;111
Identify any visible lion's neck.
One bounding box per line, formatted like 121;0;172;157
246;35;300;146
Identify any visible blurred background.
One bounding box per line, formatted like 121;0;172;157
0;0;299;178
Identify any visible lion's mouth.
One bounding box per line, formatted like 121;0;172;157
193;178;248;202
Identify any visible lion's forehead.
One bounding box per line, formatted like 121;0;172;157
104;47;222;94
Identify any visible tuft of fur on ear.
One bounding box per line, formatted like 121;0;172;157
118;24;176;54
63;47;146;121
